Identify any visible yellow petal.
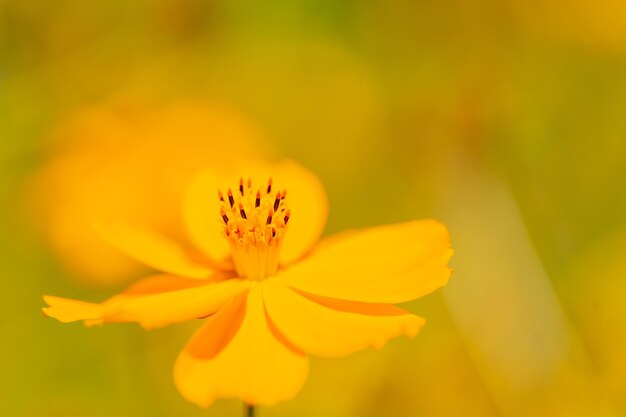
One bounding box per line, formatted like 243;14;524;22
185;292;248;360
97;222;214;279
262;279;424;357
42;296;103;323
174;285;309;407
280;220;453;303
183;161;328;265
183;171;232;265
121;274;212;295
43;275;248;329
272;161;328;264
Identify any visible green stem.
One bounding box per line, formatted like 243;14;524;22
245;404;255;417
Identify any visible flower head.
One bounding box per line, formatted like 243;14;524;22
43;161;453;407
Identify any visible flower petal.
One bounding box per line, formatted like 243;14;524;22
280;219;453;303
97;222;214;279
273;161;328;264
121;274;212;295
43;275;248;329
183;161;328;265
183;171;232;265
262;279;425;357
174;285;309;407
185;292;248;360
41;296;104;323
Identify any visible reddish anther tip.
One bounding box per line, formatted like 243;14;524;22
239;203;247;219
239;178;245;195
227;189;235;207
220;208;229;224
273;193;281;211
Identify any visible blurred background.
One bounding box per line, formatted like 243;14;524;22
1;1;626;416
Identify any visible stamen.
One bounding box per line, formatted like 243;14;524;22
218;176;290;281
273;192;281;211
228;189;235;207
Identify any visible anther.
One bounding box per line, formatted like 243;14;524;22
284;210;291;225
247;177;252;188
227;189;235;207
255;191;261;208
239;203;247;219
218;190;224;202
239;178;244;195
221;210;229;225
267;178;273;194
281;190;287;199
266;209;274;225
273;192;281;211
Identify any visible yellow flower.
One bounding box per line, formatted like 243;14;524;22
42;161;453;407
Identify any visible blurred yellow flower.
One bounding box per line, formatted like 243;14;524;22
27;101;267;285
42;161;453;407
509;0;626;51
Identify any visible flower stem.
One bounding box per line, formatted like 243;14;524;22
245;404;255;417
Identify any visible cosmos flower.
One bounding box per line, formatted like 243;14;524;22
43;161;453;407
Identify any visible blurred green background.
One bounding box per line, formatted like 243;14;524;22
2;1;626;416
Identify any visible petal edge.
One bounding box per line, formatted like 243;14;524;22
263;279;425;357
280;220;453;303
174;285;309;407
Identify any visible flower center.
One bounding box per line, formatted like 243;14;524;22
219;177;290;280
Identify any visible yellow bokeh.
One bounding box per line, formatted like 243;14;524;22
26;101;268;284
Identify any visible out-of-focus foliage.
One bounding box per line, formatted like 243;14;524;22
1;0;625;416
